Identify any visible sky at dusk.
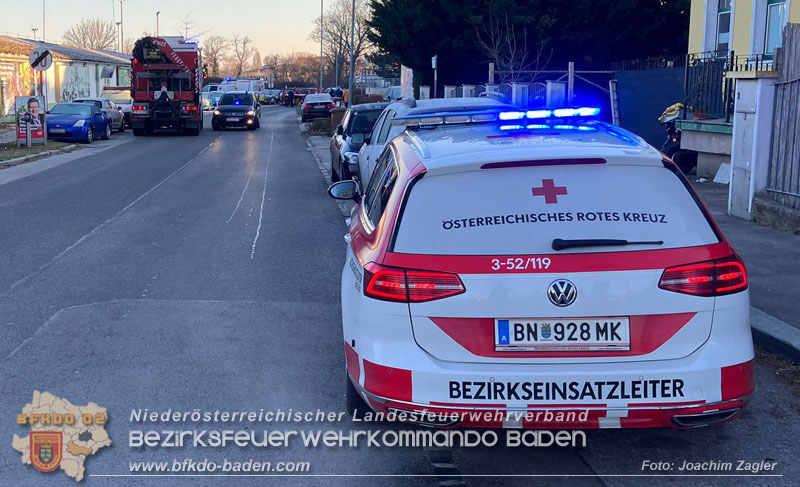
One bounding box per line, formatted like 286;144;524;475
0;0;324;55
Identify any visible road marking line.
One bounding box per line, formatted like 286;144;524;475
0;138;218;298
250;128;275;260
226;152;256;224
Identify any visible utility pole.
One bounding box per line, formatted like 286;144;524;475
319;0;324;91
348;0;355;104
156;11;160;36
116;22;122;51
119;0;125;53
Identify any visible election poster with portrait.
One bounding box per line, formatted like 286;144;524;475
16;95;47;144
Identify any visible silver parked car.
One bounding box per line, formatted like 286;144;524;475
73;97;126;133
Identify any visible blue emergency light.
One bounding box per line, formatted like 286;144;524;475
393;106;601;128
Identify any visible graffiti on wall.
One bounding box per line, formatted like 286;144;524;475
0;61;37;116
60;66;90;102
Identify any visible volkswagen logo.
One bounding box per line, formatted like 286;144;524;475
547;279;577;307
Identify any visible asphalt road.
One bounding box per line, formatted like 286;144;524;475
0;107;798;486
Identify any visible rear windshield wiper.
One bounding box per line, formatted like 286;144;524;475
551;238;664;251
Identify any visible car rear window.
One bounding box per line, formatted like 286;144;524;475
349;111;381;134
219;94;253;105
393;165;719;255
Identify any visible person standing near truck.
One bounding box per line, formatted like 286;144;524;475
287;89;295;107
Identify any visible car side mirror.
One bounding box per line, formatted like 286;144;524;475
336;124;344;136
351;133;365;145
327;180;361;203
363;134;371;145
117;106;122;111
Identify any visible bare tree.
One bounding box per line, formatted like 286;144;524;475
62;18;117;50
230;33;254;77
476;10;552;83
202;35;229;77
309;0;373;86
176;13;210;40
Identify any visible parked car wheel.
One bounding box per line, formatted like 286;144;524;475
101;123;111;140
117;119;125;133
331;160;341;182
84;126;93;144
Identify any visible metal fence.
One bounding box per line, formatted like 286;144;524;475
767;24;800;209
684;50;775;122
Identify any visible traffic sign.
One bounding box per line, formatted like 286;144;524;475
29;48;53;71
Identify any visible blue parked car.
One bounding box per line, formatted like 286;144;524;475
46;103;112;144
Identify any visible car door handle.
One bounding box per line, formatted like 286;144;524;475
344;233;351;244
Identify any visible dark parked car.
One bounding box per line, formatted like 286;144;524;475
211;92;261;130
301;93;334;122
329;102;388;182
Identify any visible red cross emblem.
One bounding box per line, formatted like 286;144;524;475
531;179;568;204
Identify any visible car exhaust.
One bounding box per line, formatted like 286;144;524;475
671;408;740;428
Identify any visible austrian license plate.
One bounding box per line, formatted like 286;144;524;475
49;129;66;134
494;317;630;351
315;104;326;108
226;117;240;122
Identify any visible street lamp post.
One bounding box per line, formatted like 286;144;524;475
156;11;160;36
116;22;122;52
31;28;38;41
119;0;125;52
319;0;324;91
348;0;355;106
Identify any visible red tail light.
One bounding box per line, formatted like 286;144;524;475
659;255;747;297
328;102;335;108
303;104;312;110
364;263;465;303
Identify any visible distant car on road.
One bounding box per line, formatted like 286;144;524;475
46;102;112;143
100;87;133;128
301;93;335;123
383;86;401;102
212;92;261;130
356;97;512;184
330;102;388;182
74;97;126;133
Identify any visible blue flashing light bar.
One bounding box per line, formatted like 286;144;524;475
392;106;601;128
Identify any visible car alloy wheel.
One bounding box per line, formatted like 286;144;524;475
86;126;93;143
105;124;112;139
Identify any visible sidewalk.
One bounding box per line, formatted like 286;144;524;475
693;180;800;359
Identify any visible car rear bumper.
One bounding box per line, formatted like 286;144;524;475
345;340;754;429
47;126;88;140
302;109;331;119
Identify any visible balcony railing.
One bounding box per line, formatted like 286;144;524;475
684;50;775;122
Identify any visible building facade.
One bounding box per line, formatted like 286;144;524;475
689;0;799;57
0;36;131;116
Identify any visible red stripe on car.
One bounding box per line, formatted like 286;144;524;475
362;359;413;402
344;341;360;381
428;313;696;358
721;359;755;401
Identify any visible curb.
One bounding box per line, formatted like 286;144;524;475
750;307;800;362
0;144;78;166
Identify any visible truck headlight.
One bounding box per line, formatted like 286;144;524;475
246;110;255;116
73;120;86;127
213;110;222;116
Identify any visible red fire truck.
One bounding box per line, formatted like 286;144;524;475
130;36;203;136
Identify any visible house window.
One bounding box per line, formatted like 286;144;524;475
716;0;732;54
765;0;787;55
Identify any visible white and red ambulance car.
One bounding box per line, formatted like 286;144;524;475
328;108;754;429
